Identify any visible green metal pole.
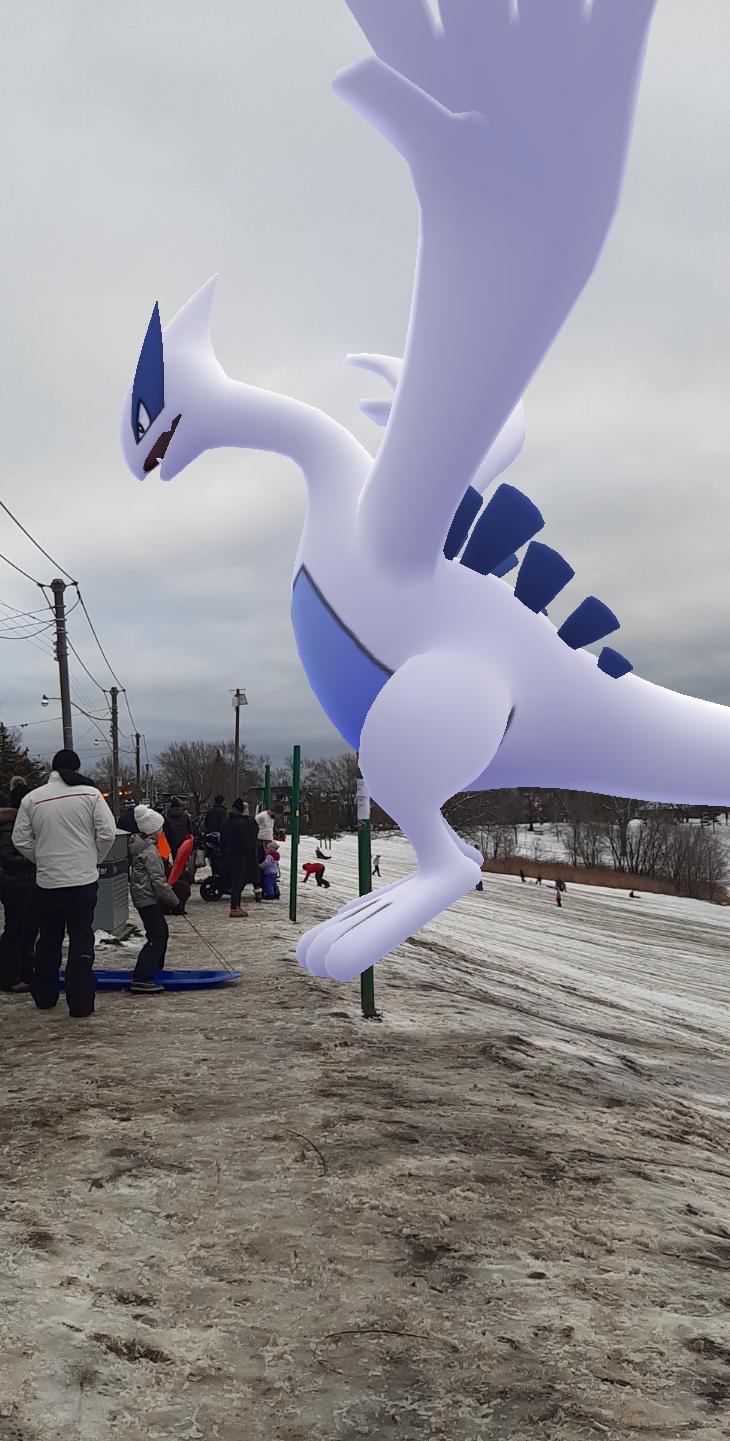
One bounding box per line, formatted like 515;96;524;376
289;745;301;924
356;762;379;1019
263;762;271;811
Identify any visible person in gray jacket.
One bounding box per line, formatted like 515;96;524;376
129;806;180;995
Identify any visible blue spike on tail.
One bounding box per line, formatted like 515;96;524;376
460;484;544;577
514;542;575;613
557;597;620;650
444;486;482;560
598;646;633;679
492;552;518;578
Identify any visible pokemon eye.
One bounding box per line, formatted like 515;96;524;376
136;401;151;441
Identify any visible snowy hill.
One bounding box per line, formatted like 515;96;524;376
286;833;730;1065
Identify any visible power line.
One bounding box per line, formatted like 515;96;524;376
0;499;77;583
0;550;45;588
0;612;54;636
0;623;55;641
74;589;141;733
66;635;109;696
69;668;108;721
0;600;50;622
4;715;63;730
0;518;143;736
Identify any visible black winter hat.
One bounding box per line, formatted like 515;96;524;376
52;749;81;772
231;798;244;813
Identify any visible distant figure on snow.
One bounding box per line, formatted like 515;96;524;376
519;869;526;883
303;861;329;889
372;854;381;878
535;875;542;886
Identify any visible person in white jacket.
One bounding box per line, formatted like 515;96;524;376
12;749;116;1017
255;806;282;864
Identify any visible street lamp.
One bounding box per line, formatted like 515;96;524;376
231;688;248;800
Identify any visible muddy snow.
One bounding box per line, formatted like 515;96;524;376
2;834;730;1440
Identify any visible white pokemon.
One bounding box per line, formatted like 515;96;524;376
121;1;728;987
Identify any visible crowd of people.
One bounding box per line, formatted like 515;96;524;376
0;754;288;1012
117;792;285;917
1;756;575;1015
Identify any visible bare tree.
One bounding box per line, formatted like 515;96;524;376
92;759;137;809
156;740;267;819
303;752;359;832
478;822;516;863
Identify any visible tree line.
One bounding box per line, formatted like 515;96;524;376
4;723;726;900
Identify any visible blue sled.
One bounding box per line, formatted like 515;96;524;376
59;968;242;991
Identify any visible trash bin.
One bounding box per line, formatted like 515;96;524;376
94;830;130;938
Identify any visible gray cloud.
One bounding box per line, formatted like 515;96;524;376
0;0;728;765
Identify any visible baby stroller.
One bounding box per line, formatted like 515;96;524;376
199;832;230;903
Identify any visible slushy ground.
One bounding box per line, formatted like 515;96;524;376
2;834;730;1440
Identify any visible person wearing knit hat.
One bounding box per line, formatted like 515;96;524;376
134;806;165;836
220;798;259;917
128;806;180;995
11;753;116;1018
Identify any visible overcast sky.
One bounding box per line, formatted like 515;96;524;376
0;0;728;772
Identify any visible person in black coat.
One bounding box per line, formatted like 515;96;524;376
0;780;38;993
163;797;193;857
203;794;227;837
221;799;261;917
117;802;138;835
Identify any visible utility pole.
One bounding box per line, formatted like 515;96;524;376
110;687;119;817
263;762;271;811
145;762;150;804
135;733;142;803
231;688;247;799
51;579;73;751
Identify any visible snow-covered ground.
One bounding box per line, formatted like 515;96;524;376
2;832;730;1439
294;832;730;1058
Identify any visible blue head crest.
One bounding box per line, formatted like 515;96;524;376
131;303;165;444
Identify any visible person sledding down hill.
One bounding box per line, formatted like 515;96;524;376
303;861;329;889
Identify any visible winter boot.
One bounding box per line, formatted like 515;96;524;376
229;907;247;919
130;980;166;995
